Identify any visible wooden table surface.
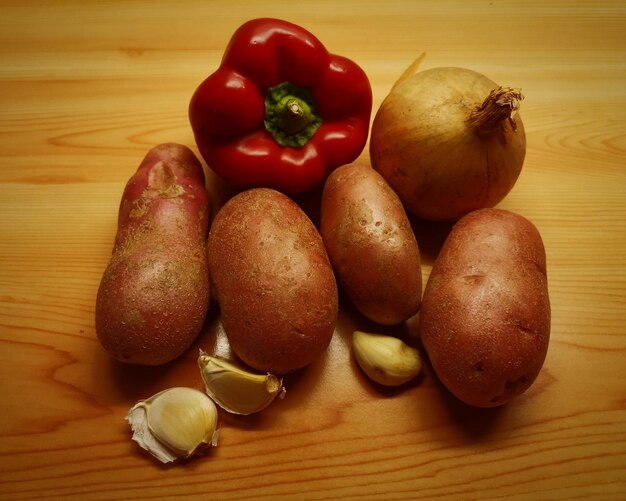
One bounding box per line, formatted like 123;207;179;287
1;1;625;499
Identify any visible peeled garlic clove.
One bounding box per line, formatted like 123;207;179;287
126;387;218;464
352;330;422;387
198;350;285;415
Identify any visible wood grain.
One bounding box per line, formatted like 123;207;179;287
1;1;625;499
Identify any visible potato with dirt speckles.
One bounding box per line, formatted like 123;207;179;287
96;144;210;365
208;188;338;374
419;208;551;407
320;163;422;325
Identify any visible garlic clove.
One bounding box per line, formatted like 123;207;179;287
126;387;218;463
198;350;285;415
352;330;422;387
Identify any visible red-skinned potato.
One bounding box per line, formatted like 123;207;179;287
96;144;211;365
320;163;422;325
420;208;550;407
208;188;338;374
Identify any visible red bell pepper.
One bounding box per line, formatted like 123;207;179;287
189;18;372;194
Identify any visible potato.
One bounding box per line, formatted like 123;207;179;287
320;163;422;325
96;144;211;365
208;188;338;374
419;208;550;407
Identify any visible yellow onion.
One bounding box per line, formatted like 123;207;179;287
370;56;526;222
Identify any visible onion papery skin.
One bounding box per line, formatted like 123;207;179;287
370;67;526;222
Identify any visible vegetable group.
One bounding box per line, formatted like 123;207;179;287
189;18;372;194
95;22;555;464
370;64;526;221
207;188;338;374
95;144;210;365
419;209;551;407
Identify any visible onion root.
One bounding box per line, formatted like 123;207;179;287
467;87;524;132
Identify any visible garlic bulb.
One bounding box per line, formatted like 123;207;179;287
198;350;285;415
126;387;218;463
352;330;422;386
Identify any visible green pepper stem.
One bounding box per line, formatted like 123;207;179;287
264;82;322;148
277;97;311;135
